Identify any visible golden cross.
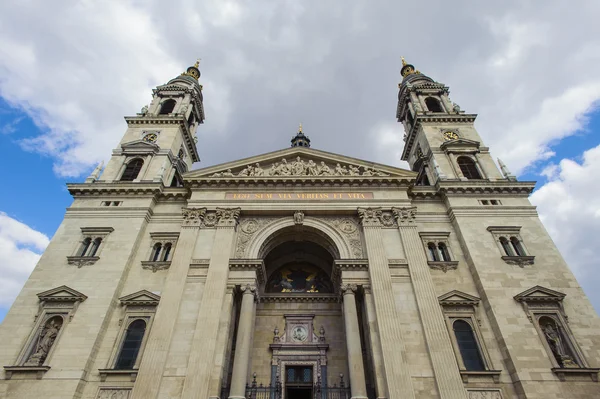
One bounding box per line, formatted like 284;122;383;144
298;123;303;133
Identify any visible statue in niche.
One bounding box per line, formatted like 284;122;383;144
24;317;63;366
541;319;578;368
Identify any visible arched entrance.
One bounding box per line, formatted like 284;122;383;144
253;225;348;399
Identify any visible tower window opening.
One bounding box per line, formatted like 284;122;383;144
79;237;92;256
499;237;514;256
88;238;102;257
120;159;144;181
510;236;526;256
425;97;444;113
438;243;451;261
162;243;172;261
159;99;176;115
151;243;162;262
427;242;440;261
457;156;482;179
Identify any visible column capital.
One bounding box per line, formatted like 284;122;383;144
240;283;259;301
216;207;241;227
362;284;372;294
392;206;417;226
357;207;383;227
340;283;358;295
182;207;207;227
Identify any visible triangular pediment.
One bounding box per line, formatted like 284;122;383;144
120;140;160;154
119;290;161;306
185;147;417;182
438;290;480;306
440;138;480;151
37;286;87;302
514;285;566;303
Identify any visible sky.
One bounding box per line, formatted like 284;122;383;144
0;0;600;322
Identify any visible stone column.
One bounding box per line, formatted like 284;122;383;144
341;284;368;399
392;207;467;399
181;208;241;399
132;208;206;399
229;284;258;399
357;208;415;399
363;285;388;399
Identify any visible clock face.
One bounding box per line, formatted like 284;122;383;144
443;131;459;141
143;133;158;143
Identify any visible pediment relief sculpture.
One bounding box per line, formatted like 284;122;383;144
209;156;390;178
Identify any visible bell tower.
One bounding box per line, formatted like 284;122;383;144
396;58;515;185
93;60;205;186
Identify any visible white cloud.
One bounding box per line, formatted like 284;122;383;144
0;212;49;308
531;145;600;312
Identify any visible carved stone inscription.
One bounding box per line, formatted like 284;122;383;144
97;389;131;399
226;192;374;200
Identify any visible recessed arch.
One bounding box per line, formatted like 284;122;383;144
246;217;352;260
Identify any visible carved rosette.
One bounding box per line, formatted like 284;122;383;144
357;207;383;227
392;206;417;225
216;207;241;227
182;207;206;227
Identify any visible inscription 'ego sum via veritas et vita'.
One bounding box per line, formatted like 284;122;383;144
226;192;374;200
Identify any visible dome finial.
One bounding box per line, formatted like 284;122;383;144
298;122;303;133
291;123;311;148
194;58;201;68
401;56;407;67
400;57;420;78
181;59;201;80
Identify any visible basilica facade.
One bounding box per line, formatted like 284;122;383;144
1;60;599;399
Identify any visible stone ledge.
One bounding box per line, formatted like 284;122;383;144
552;367;600;382
501;255;535;267
67;256;99;268
141;261;171;272
3;365;50;380
427;261;458;272
459;370;501;383
98;368;138;382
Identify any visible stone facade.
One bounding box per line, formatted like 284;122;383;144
1;61;599;399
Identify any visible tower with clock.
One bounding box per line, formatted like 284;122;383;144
396;58;512;185
94;60;205;186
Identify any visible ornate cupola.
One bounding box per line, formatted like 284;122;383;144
290;123;311;148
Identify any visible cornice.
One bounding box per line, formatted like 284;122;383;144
437;180;536;196
68;182;163;197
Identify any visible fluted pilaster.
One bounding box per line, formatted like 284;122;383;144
181;208;241;399
341;284;368;399
132;208;206;399
357;208;415;399
393;207;467;399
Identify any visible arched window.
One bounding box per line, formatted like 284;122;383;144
425;97;444;113
438;243;451;261
88;238;102;257
453;320;485;371
151;243;162;262
499;237;514;256
115;319;146;370
457;156;482;179
510;237;525;256
162;243;172;261
159;99;176;115
120;159;144;181
428;242;440;261
79;237;92;256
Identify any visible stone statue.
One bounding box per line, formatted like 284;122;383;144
318;161;331;176
362;167;374;176
277;159;291;176
140;105;149;115
452;102;461;113
24;318;62;366
253;163;264;176
307;160;319;176
268;162;279;176
335;163;348;176
179;103;188;116
222;169;234;177
542;321;578;367
348;165;360;176
292;156;306;175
